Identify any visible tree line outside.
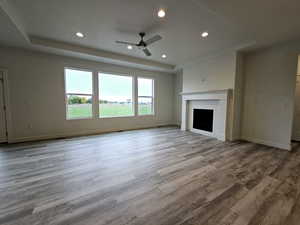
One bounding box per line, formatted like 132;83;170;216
68;95;132;104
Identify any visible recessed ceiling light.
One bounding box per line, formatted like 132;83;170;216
162;54;167;58
76;32;84;38
127;45;133;50
158;9;166;18
201;32;208;38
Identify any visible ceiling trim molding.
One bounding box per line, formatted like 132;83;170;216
30;36;175;71
0;0;175;72
0;0;29;42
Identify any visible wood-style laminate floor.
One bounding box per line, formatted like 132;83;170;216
1;127;300;225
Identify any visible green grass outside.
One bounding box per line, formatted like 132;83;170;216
67;104;92;119
67;103;152;119
100;103;134;117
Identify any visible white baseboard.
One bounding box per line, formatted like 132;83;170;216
9;127;292;151
292;133;300;141
230;134;242;142
8;123;177;144
242;136;291;151
217;135;226;142
174;121;181;127
0;137;7;143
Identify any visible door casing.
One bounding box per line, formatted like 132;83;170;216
0;69;11;143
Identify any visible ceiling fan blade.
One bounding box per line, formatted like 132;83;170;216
145;35;162;45
143;48;152;56
116;41;137;46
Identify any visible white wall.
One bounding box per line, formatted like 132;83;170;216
182;51;237;93
241;41;300;150
0;47;176;142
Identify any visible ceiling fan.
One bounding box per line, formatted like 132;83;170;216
116;32;162;57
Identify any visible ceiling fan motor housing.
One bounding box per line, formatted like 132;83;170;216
138;32;147;47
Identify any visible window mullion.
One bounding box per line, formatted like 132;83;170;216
134;75;138;117
93;71;99;118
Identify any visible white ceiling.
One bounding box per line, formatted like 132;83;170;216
1;0;300;71
199;0;300;47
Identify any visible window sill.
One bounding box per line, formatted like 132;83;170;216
66;114;156;120
66;117;93;121
137;114;155;117
99;115;135;119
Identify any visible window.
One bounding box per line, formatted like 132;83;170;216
64;69;155;120
65;68;93;119
138;77;154;115
99;73;134;118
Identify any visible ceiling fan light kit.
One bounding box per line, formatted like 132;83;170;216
158;9;166;18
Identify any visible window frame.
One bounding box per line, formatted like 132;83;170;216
64;67;94;120
98;71;135;119
137;77;155;116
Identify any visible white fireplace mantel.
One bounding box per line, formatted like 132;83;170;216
180;89;231;141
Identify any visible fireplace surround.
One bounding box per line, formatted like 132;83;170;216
180;89;231;141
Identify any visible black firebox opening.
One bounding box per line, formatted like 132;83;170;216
193;109;214;132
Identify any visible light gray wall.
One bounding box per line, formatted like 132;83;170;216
231;52;245;140
241;41;300;150
292;71;300;140
0;47;176;142
173;69;183;125
182;51;237;93
181;50;241;140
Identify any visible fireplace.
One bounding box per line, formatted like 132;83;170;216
181;90;230;141
193;109;214;132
